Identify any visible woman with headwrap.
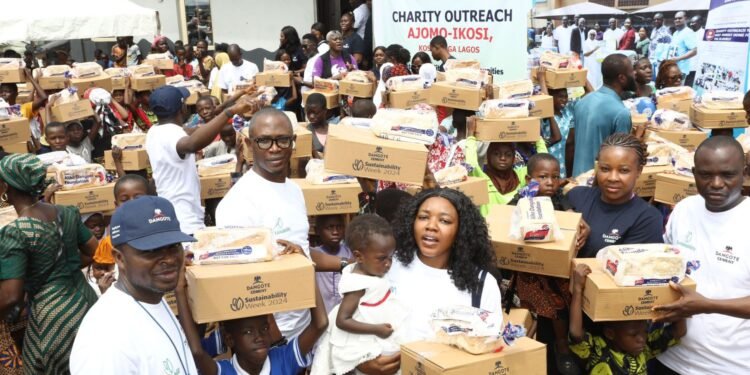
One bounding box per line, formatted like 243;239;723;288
0;154;98;373
151;35;177;77
209;52;230;102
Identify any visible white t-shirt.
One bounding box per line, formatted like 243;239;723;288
658;195;750;374
541;35;557;50
691;28;705;72
218;60;259;92
146;124;205;234
70;287;198;375
554;25;573;54
603;28;624;51
353;3;370;40
386;256;502;342
67;137;94;163
300;53;322;105
215;169;311;339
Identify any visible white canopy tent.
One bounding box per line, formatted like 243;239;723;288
534;2;627;18
632;0;711;14
0;0;158;43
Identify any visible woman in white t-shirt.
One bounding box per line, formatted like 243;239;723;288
358;188;502;374
541;24;557;51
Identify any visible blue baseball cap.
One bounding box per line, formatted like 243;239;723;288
149;85;190;118
110;196;195;251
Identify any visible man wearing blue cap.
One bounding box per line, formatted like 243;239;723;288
145;85;261;235
71;196;199;374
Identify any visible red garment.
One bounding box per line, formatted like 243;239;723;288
172;63;194;79
389;63;410;77
109;104;133;129
618;29;636;50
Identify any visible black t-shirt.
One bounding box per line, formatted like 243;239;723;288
289;47;308;71
343;32;365;56
567;186;664;258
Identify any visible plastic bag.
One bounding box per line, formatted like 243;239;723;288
478;99;530;119
54;163;108;190
127;64;156;77
655;86;695;102
386;75;426;91
430;305;504;355
673;152;695;177
595;244;687;287
509;196;562;243
343;70;371;83
645;132;689;166
112;133;147;150
371;107;439;145
71;62;103;78
444;68;489;89
196;154;237;177
495;79;534;100
699;90;744;110
189;227;278;265
539;51;571;70
305;159;357;185
623;97;657;120
652;109;691;131
433;165;468;186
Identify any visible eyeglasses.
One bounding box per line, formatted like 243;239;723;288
253;136;294;150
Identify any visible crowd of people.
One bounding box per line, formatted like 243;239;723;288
0;2;749;374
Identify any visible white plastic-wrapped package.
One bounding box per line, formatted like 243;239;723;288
104;67;129;78
430;305;504;355
305;159;357;185
539;51;570;70
495;79;534;100
0;206;18;229
38;151;88;169
338;117;372;129
479;99;530;119
146;52;173;61
386;75;426;91
0;58;24;69
645;132;689;166
444;68;489;89
443;59;481;71
165;74;185;85
71;62;104;78
257;86;278;105
190;227;277;265
509;196;561;243
55;164;108;190
263;58;289;72
699;91;744;110
655;86;695;102
673;152;695;177
170;79;206;90
52;88;80;106
0;99;20;120
313;78;339;92
652;109;691;131
596;244;687;287
434;165;468;185
623;97;657;120
371;107;439;145
343;70;372;83
111;133;147;150
39;65;71;77
196;154;237;177
127;64;156;77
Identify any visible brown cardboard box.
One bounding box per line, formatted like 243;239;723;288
339;80;375;98
302;90;339;108
572;258;697;321
48;99;95;123
54;183;116;214
324;125;428;185
110;76;129;91
292;179;362;215
0;142;28;154
0;118;31;147
531;67;588;89
401;338;546;375
633;165;674;197
185;89;210;105
489;204;581;278
70;74;113;93
654;173;698;206
506;308;534;333
529;95;554;118
475;117;541;143
631;114;649;129
164;291;178;315
104;149;150;171
645;128;708;151
690;104;748;129
312;78;339;93
428;82;484;111
656;98;692;114
443;177;489;206
38;76;67;90
290;157;310;179
255;72;291;88
185;254;315;323
143;58;175;70
388;89;430;109
130;75;167;91
200;174;233;200
0;67;25;83
16;84;31;104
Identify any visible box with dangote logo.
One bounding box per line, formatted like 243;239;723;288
428;82;484;111
292;179;362;215
185;253;315;324
54;183;116;214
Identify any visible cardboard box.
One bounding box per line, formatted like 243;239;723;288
506;308;534;334
143;58;175;70
255;71;292;88
290;156;310;179
109;76;129;91
185;253;315;324
475;117;541;143
529;95;554;118
164;291;178;315
634;165;673;197
324;125;428;185
531;67;588;89
489;204;581;278
443;177;489;206
292;179;362;215
49;99;95;123
646;128;708;151
130;75;167;91
0;67;25;83
200;174;233;199
185;89;210;105
388;89;430;109
37;76;67;90
631;114;649;129
428;82;484;111
339;80;375;98
657;98;692;114
690;104;748;129
572;258;697;321
104;149;150;171
654;173;698;206
0;142;28;154
401;338;546;375
0;118;31;147
54;183;116;214
301;90;339;108
70;74;113;93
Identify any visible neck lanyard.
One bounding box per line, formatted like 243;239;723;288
117;282;189;375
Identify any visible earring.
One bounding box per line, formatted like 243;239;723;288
0;193;7;203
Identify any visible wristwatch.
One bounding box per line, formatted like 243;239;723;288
340;258;349;272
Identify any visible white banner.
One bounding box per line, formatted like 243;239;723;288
373;0;531;82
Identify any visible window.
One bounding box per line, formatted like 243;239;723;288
184;0;213;46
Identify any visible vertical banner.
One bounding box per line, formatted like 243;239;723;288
693;0;750;95
373;0;532;83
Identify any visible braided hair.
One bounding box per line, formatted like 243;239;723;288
598;132;648;166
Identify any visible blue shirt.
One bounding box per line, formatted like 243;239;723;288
571;86;632;176
667;27;697;74
216;336;311;375
542;103;576;178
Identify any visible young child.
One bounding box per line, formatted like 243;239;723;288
351;99;377;118
129;90;156;132
312;214;408;375
65;121;99;163
82;213;106;242
272;50;298;112
570;263;687;375
311;214;353;313
84;248;116;297
203;123;237;158
305;93;329;157
37;122;68;154
186;96;217;129
94;174;151;263
173;45;194;79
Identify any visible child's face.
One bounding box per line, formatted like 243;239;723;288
220;126;237;149
115;181;149;206
635;61;653;84
84;214;106;240
0;86;17;104
551;90;568;112
176;50;185;62
317;216;345;249
46;127;68;151
92;262;114;280
225;316;271;367
529;160;561;197
605;320;648;357
112;90;125;104
280;53;292;67
66;123;85;145
306;104;326;125
197;100;215;122
487;143;515;172
354;234;395;277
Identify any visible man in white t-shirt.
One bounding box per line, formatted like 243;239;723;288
298;33;321;107
350;0;370;40
71;196;199;374
145;85;259;235
218;44;259;94
654;136;750;374
554;16;573;55
603;18;624;51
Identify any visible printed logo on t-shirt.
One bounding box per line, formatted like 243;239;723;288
162;358;180;375
676;231;696;251
715;245;740;265
602;228;621;244
272;217;290;236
